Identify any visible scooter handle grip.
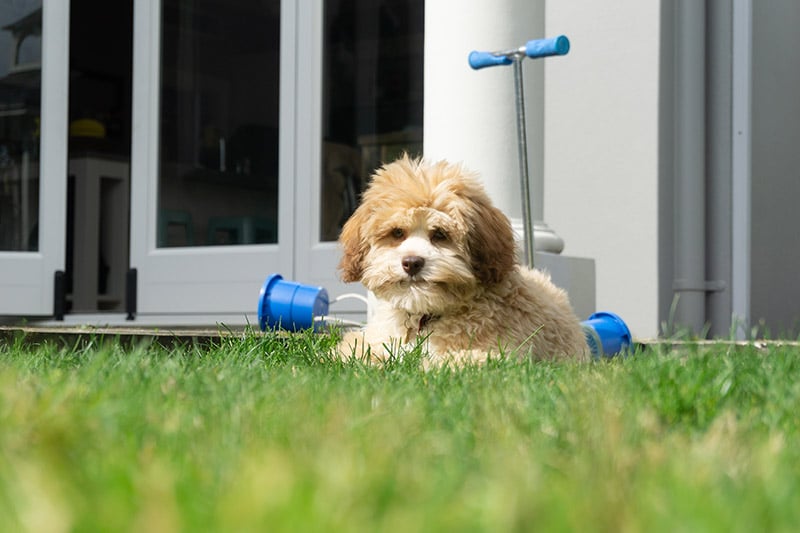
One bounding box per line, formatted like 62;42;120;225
468;50;512;70
525;35;570;59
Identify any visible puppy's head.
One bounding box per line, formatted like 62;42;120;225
338;155;517;314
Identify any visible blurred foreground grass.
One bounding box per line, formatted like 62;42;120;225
1;331;799;532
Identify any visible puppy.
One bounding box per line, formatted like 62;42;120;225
338;155;589;365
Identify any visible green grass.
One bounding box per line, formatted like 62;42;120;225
2;331;800;532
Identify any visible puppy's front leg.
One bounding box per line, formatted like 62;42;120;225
421;347;491;369
336;329;405;364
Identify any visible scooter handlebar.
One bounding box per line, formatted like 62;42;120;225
469;35;570;70
468;51;512;70
525;35;570;59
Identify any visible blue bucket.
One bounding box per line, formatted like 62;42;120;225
258;274;329;331
581;311;633;358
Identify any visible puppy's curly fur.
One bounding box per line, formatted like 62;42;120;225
338;155;589;365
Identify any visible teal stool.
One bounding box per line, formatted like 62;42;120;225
206;216;276;245
158;210;194;247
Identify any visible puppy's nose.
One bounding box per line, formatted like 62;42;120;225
402;256;425;276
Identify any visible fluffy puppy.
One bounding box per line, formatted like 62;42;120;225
338;155;589;365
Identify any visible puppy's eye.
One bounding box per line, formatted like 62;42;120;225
390;228;405;239
430;228;448;242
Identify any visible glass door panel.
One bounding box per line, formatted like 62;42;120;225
0;1;68;316
319;0;424;242
158;0;280;248
0;1;43;253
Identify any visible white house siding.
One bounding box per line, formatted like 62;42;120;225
544;1;662;338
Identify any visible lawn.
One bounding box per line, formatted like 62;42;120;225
1;330;799;532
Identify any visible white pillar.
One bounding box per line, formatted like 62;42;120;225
424;0;564;254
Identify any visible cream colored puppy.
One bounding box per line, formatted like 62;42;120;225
338;155;589;365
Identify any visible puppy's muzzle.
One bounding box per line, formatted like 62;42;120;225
402;255;425;277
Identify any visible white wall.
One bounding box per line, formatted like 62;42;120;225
544;1;662;337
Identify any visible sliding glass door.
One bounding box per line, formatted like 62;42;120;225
130;0;292;319
129;0;422;323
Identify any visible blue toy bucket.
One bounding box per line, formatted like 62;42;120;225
581;311;633;358
258;274;329;331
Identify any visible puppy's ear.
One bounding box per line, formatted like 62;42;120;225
338;206;371;282
466;197;517;285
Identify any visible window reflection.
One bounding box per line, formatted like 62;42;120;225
0;2;42;251
158;0;280;247
320;0;424;241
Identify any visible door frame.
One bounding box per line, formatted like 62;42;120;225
0;2;69;316
128;0;296;323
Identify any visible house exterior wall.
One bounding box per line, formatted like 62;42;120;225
9;1;800;338
750;1;800;336
544;1;662;338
